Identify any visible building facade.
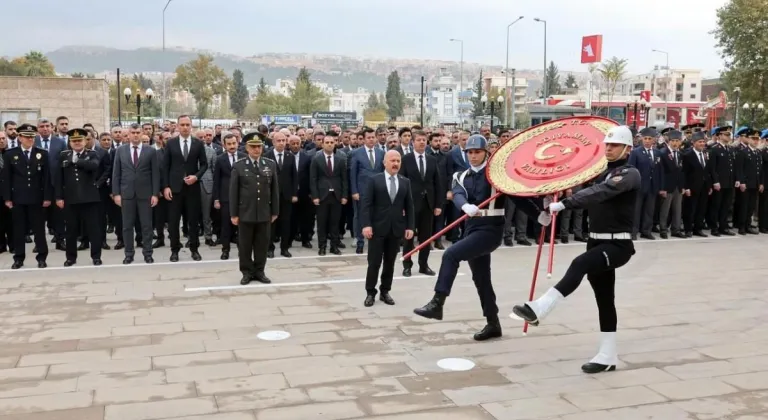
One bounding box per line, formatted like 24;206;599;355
0;76;110;132
328;87;369;117
616;67;703;103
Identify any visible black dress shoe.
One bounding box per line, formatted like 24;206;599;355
402;267;412;277
55;242;66;251
302;241;313;249
710;231;721;237
190;251;202;261
329;247;341;255
560;235;570;244
336;242;346;249
252;273;272;284
102;242;111;250
205;238;215;246
434;240;444;250
63;260;76;267
693;231;708;237
660;232;668;239
747;228;759;235
220;251;229;260
240;275;251;285
573;235;587;242
11;261;23;269
581;362;616;374
114;241;125;250
318;247;326;256
671;232;686;238
170;252;179;262
640;233;655;240
380;293;395;305
473;322;502;341
93;259;102;266
413;293;446;320
686;232;694;237
512;304;539;326
516;239;532;246
145;256;154;264
280;249;292;258
152;240;165;249
37;261;47;268
25;235;32;243
32;246;38;253
355;245;364;254
503;238;514;247
721;230;735;236
418;266;436;276
77;242;88;251
267;250;274;259
123;257;133;264
364;295;375;307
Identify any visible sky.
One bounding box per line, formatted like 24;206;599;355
1;0;729;78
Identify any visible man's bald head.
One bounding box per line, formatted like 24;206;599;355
384;150;401;175
272;132;287;152
287;135;301;153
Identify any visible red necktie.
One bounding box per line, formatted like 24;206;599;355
133;146;139;167
326;155;333;176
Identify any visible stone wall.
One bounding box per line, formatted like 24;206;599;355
0;77;110;132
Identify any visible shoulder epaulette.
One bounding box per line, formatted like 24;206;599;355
236;157;247;163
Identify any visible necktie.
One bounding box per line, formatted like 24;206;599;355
698;152;705;167
43;139;49;150
182;140;189;159
230;154;235;167
24;150;29;161
673;151;678;165
277;153;283;167
368;149;375;168
418;154;425;178
326;155;333;176
389;175;396;202
133;146;139;167
75;152;81;163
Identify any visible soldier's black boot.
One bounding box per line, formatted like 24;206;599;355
581;332;618;374
413;293;446;320
473;316;502;341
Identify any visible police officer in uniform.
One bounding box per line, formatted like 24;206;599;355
513;125;641;374
413;135;549;341
1;124;52;269
54;128;103;266
707;125;737;236
229;136;280;285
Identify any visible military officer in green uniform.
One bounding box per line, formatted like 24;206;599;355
55;128;103;267
229;134;279;285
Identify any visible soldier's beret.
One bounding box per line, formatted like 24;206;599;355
17;123;37;137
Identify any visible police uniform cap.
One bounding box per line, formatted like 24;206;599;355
666;130;683;140
689;122;705;130
17;123;37;137
660;127;673;135
761;129;768;139
67;128;88;141
736;126;750;136
681;124;691;131
691;131;707;142
639;127;658;138
242;132;263;146
714;125;732;135
747;128;760;137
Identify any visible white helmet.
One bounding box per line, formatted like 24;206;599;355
603;125;633;147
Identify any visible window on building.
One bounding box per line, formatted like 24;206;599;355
633;83;645;91
690;94;696;99
690;83;697;88
676;83;683;91
675;94;683;101
1;109;40;126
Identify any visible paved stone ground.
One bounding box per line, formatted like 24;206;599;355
0;233;766;419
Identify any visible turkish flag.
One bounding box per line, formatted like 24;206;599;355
640;90;651;102
581;35;603;64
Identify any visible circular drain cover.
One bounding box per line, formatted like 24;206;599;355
437;358;475;371
256;330;291;341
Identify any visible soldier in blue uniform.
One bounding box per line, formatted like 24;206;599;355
413;135;550;341
54;128;103;266
1;124;52;269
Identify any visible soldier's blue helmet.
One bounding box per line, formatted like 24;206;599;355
465;134;488;151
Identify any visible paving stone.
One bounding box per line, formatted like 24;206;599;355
442;383;535;406
47;358;151;378
594;367;680;388
215;389;311;411
396;370;509;393
0;367;47;383
111;342;206;359
104;397;218;420
165;362;251;383
357;392;455;416
481;396;581;419
164;414;256;420
234;345;309;362
94;383;197;405
18;350;111;367
152;351;235;369
78;335;152;351
196;373;288;395
563;385;667;411
255;401;365;420
76;370;167;391
720;372;768;391
0;392;93;415
0;378;77;399
0;406;104;420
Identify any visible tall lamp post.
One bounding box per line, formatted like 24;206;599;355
533;18;548;100
504;16;524;127
652;49;669;122
449;38;464;125
742;102;764;126
482;94;504;133
125;87;154;125
161;0;173;123
626;98;649;130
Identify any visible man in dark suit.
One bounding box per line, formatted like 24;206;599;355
265;132;298;258
737;129;763;235
445;130;471;241
0;130;11;254
54;129;103;266
399;130;443;277
658;130;686;239
395;127;413;155
162;115;208;262
628;127;665;240
288;135;315;248
2;124;52;269
310;134;348;256
361;150;415;307
681;132;713;237
230;136;279;285
349;127;385;254
706;125;738;236
213;133;245;260
112;123;161;264
34;118;67;249
94;133;113;250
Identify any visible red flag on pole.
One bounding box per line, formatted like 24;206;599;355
581;35;603;64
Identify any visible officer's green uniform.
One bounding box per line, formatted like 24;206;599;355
229;137;280;284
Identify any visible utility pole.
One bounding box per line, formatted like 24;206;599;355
116;68;122;126
420;76;425;127
510;68;517;129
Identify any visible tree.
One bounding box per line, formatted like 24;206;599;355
367;91;381;109
71;72;85;78
256;77;270;97
714;0;768;127
598;57;628;108
11;51;56;77
545;61;562;96
109;77;162;121
515;108;531;129
470;70;485;119
230;69;249;117
243;92;293;120
364;108;388;122
564;73;578;89
385;71;405;120
132;74;155;91
172;54;230;119
289;67;328;114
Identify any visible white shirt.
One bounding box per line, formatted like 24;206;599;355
179;136;191;153
228;153;237;167
323;152;334;171
130;142;143;163
293;152;300;171
274;150;284;164
20;146;32;157
401;144;411;154
8;138;17;149
364;146;377;165
385;172;399;196
696;150;706;166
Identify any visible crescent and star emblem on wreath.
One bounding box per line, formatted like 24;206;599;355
534;142;574;160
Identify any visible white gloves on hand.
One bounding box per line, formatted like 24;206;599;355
461;204;479;217
538;211;552;226
549;202;566;213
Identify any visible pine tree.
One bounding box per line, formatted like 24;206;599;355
230;69;249;117
256;77;269;97
545;61;562;96
471;70;484;119
367;91;381;109
564;73;578;89
385;71;405;120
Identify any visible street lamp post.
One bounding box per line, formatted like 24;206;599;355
533;18;548;100
626;98;649;131
504;16;524;128
742;102;764;126
482;94;504;133
125;87;154;125
161;0;173;123
652;49;669;123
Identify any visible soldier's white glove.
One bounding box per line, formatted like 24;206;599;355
543;194;554;207
537;211;552;226
461;204;479;217
549;202;565;213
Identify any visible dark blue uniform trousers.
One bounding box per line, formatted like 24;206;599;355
434;224;502;318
